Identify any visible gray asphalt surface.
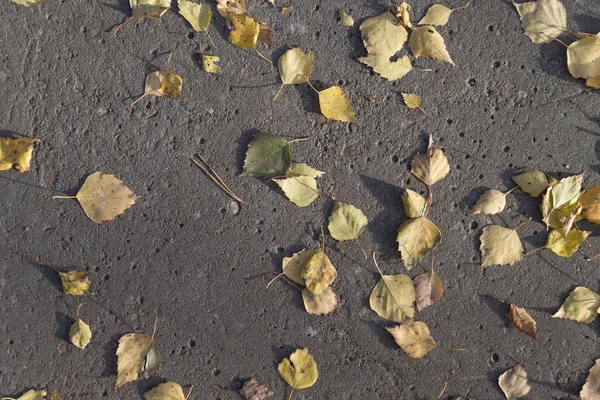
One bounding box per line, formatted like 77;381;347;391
1;0;600;399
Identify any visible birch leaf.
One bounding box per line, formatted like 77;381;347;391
50;394;61;400
359;12;408;59
70;318;92;350
357;55;413;81
581;359;600;400
239;378;274;400
178;0;212;32
273;176;319;207
116;332;158;387
59;269;90;296
411;135;450;186
229;14;259;49
512;170;549;197
402;93;421;109
130;0;171;19
581;185;600;224
546;228;590;257
546;174;583;210
282;249;315;285
278;348;318;390
509;304;537;339
216;0;245;18
143;382;186;400
396;1;412;28
278;48;314;85
553;286;600;323
302;287;338;315
587;77;600;89
243;132;291;178
401;189;426;218
318;86;357;124
499;364;531;399
414;269;443;311
469;189;507;215
541;174;583;234
0;137;38;173
480;225;523;267
202;55;222;74
408;26;454;65
386;320;436;358
285;163;324;178
301;251;337;294
10;0;44;6
339;10;354;27
5;390;47;400
132;70;183;107
418;4;453;26
328;201;368;242
396;217;441;268
514;0;567;44
370;273;415;322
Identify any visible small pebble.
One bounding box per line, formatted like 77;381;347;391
228;201;240;215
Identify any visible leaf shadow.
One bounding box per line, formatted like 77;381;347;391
137;375;167;397
574;12;600;35
55;311;74;342
28;260;62;292
294;82;320;116
101;332;123;378
536;41;575;86
364;319;398;350
235;128;260;175
486;368;506;398
480;294;510;326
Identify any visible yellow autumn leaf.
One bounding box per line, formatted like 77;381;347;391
178;0;212;32
370;272;415;322
132;68;183;107
202;55;222;74
0;137;38;173
338;10;354;27
401;189;426;218
499;364;531;400
301;250;337;294
581;185;600;224
273;175;319;207
70;318;92;350
3;390;47;400
278;348;318;390
469;189;509;215
130;0;171;19
216;0;245;18
396;1;412;28
143;382;189;400
302;287;338;315
587;77;600;89
411;135;450;186
357;54;413;81
229;14;259;49
278;48;314;85
327;200;368;243
402;93;421;109
541;174;583;234
59;268;90;296
281;249;315;285
546;228;590;257
418;3;469;26
396;217;441;268
480;225;523;267
581;359;600;400
359;12;408;59
116;331;160;387
514;0;567;44
318;86;357;124
386;320;436;358
512;170;549;197
285;163;324;178
408;25;454;65
10;0;44;6
553;286;600;323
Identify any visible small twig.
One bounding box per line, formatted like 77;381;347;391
254;48;272;63
185;385;194;400
113;17;134;36
273;83;285;101
150;316;159;344
191;154;248;205
436;381;448;400
52;195;77;199
76;303;84;319
452;2;470;11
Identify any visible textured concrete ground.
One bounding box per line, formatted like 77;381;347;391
1;0;600;399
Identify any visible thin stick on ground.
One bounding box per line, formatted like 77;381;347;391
436;381;448;400
191;154;248;205
185;385;194;400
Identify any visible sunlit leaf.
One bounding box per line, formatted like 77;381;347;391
512;170;549;197
178;0;212;32
414;268;443;311
581;185;600;224
553;286;600;323
143;382;187;400
116;332;159;387
546;228;590;257
70;318;92;350
318;86;357;124
359;12;408;59
401;189;426;218
302;287;338;315
278;348;318;390
499;364;531;400
281;249;315;285
514;0;567;44
202;55;222;74
509;304;537;339
469;189;508;215
338;10;354;26
370;273;415;322
408;26;454;65
0;137;38;173
357;54;413;81
59;269;90;296
480;225;523;267
396;217;441;268
386;320;436;358
301;250;336;294
411;135;450;186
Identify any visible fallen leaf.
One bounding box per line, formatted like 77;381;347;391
514;0;567;44
386;320;436;358
469;189;508;215
116;331;159;387
302;287;338;315
396;1;412;28
216;0;245;17
50;394;61;400
318;86;357;124
411;135;450;186
5;390;47;400
359;12;408;59
541;174;583;234
370;272;415;322
338;10;354;26
587;77;600;89
130;0;171;19
402;93;421;109
328;201;368;243
273;175;319;207
257;23;273;45
229;14;259;49
144;347;162;378
357;54;413;81
274;48;314;99
480;225;524;267
0;137;38;172
281;249;315;285
512;170;549;197
509;304;537;339
202;55;222;74
418;3;468;26
239;378;274;400
59;269;90;296
581;185;600;224
143;382;187;400
70;307;92;350
401;188;427;218
132;69;183;107
553;286;600;323
408;26;454;65
414;268;443;311
285;163;324;178
281;6;293;14
499;364;531;399
546;228;590;257
10;0;44;6
278;348;318;390
178;0;212;32
243;132;291;178
301;250;337;294
581;359;600;400
396;217;441;268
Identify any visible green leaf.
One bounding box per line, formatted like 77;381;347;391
243;132;291;178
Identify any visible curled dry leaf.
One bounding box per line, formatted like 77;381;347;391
302;287;338;315
514;0;567;44
202;55;222;74
239;378;273;400
10;0;44;6
357;54;413;81
498;364;531;400
411;135;450;186
546;228;590;257
143;382;187;400
469;189;507;215
581;185;600;224
338;10;354;27
59;269;90;296
401;189;426;218
386;320;436;358
396;1;412;28
414;269;443;311
581;359;600;400
3;390;47;400
370;273;415;322
0;137;38;173
512;170;549;197
301;251;337;294
328;200;368;243
480;225;523;267
408;26;454;65
243;132;291;178
509;304;537;339
116;332;159;387
178;0;212;32
553;286;600;323
70;318;92;350
318;86;357;124
397;217;441;268
281;249;315;285
278;348;318;390
541;174;583;234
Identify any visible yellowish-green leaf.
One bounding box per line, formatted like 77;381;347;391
408;25;454;65
414;269;443;311
509;304;537;339
370;273;415;322
59;269;90;296
553;286;600;323
567;34;600;81
318;86;357;124
243;132;291;178
480;225;523;267
278;348;318;390
202;55;222;74
216;0;245;18
339;10;354;26
301;250;336;294
402;93;421;109
541;174;583;234
143;382;187;400
512;170;549;197
587;77;600;89
70;318;92;350
302;286;338;315
499;364;531;400
5;390;47;400
285;163;324;178
581;358;600;400
116;332;156;387
357;54;413;81
514;0;567;44
328;201;368;242
178;0;212;32
229;14;259;49
401;189;426;218
359;12;408;59
397;217;441;268
418;4;453;26
581;185;600;224
10;0;44;6
282;249;315;285
130;0;171;19
278;48;314;85
132;70;183;107
50;394;62;400
386;320;436;358
411;135;450;186
274;175;319;207
239;378;273;400
469;189;507;215
0;137;38;173
546;228;590;257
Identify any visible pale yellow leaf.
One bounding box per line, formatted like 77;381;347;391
70;318;92;350
418;4;453;26
499;364;531;399
386;320;436;358
282;249;315;285
408;25;454;65
567;33;600;80
396;217;441;268
130;0;171;19
396;2;412;28
273;175;319;207
401;188;426;218
328;201;368;242
178;0;212;32
480;225;523;267
553;286;600;323
285;163;324;178
512;170;549;197
514;0;567;44
581;359;600;400
402;93;421;109
302;286;338;315
469;189;507;215
411;135;450;186
359;12;408;59
278;348;318;390
278;48;314;85
370;273;415;322
357;54;413;81
546;228;589;257
216;0;245;17
0;137;38;173
116;332;155;387
339;10;354;27
143;382;186;400
318;86;357;124
133;70;183;106
10;0;44;6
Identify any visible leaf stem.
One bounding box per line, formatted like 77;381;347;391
112;17;133;36
52;195;77;199
273;83;285;101
452;2;470;11
525;246;546;256
205;29;216;49
435;381;448;400
150;316;159;344
254;48;272;63
185;385;194;400
304;78;319;93
438;345;468;352
266;272;285;288
76;303;84;319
